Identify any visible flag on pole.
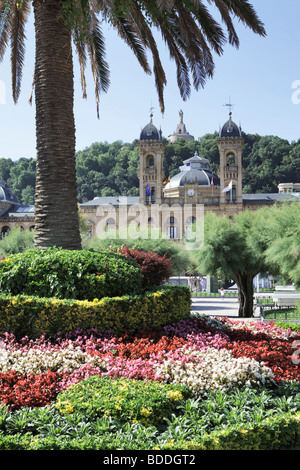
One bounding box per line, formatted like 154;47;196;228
222;180;233;193
163;175;170;186
145;182;151;196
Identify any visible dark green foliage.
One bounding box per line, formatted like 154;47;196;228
0;247;143;300
1;133;299;205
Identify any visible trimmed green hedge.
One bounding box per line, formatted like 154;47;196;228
0;285;191;339
0;247;143;301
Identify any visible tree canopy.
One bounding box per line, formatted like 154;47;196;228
194;202;300;317
1;131;299;205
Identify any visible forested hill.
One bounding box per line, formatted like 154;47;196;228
0;132;299;205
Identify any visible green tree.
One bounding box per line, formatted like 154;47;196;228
255;202;300;288
0;0;266;249
242;135;292;193
195;210;272;318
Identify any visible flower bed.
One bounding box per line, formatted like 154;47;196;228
0;314;299;449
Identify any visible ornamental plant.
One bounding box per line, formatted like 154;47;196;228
0;247;143;300
55;376;191;427
116;245;173;288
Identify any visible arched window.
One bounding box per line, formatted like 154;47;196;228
147;155;154;167
186;216;196;224
105;218;116;231
226;153;235;165
232;185;236;202
1;226;10;238
166;216;178;239
151;187;155;203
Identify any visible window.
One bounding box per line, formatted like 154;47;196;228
147;155;154;167
226;153;235;165
1;226;10;238
151;187;155;203
168;226;177;239
186;216;196;224
232;185;236;202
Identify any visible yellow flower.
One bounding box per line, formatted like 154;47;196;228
140;408;152;417
166;390;183;401
115;404;122;410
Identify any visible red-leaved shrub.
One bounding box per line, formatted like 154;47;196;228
116;245;173;288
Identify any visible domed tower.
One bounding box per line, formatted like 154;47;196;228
217;111;244;211
137;114;165;204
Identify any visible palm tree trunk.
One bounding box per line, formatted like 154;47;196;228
33;0;81;250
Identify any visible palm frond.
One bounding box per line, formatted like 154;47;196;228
187;0;227;53
209;0;266;37
126;1;167;114
10;0;31;103
86;15;110;118
111;15;151;75
74;33;88;99
206;0;240;47
72;0;110;116
0;0;13;62
154;17;191;100
175;4;215;89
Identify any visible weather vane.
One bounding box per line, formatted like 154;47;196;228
223;97;234;115
149;103;155;121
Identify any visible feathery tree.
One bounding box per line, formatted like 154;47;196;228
0;0;266;249
195;210;272;318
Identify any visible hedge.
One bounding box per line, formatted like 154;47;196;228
0;247;143;301
0;285;191;339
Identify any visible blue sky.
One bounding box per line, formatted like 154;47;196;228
0;0;300;160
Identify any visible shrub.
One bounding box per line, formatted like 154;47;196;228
0;227;34;256
0;247;143;300
168;412;300;450
55;376;191;427
116;245;173;288
0;285;191;338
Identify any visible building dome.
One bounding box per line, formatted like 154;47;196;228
220;112;241;138
165;169;220;189
0;180;19;204
140;115;162;140
164;152;220;189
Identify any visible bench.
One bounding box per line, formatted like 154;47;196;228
273;295;300;308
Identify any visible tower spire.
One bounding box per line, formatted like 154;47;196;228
223;97;234;116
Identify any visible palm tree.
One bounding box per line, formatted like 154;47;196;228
0;0;266;250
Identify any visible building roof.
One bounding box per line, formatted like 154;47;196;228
81;196;140;207
242;193;300;204
220;112;242;138
0;180;20;205
165;169;220;189
140;116;162;141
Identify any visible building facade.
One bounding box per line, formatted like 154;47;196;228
80;111;299;240
0;111;299;240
